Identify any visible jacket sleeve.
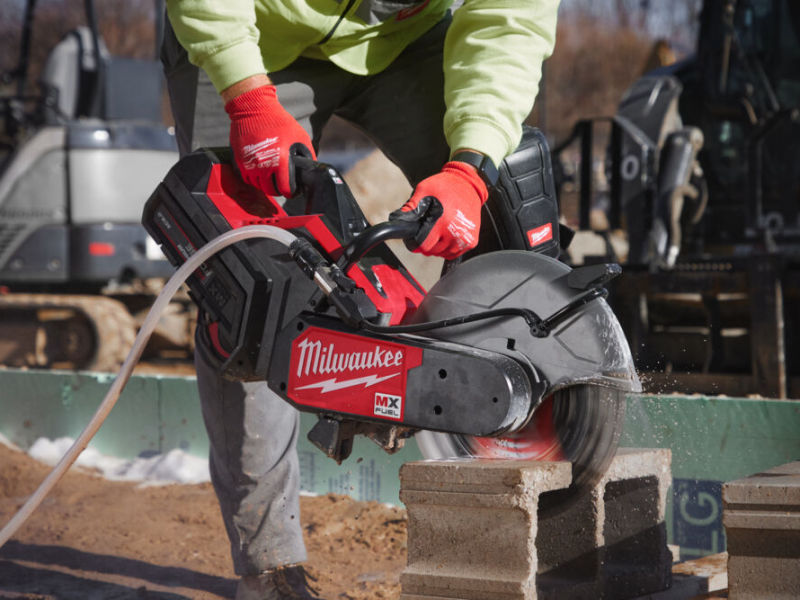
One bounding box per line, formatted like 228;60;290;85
166;0;267;93
443;0;560;167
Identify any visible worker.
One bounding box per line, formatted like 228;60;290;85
161;0;559;597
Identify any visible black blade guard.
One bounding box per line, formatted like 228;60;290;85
409;250;640;514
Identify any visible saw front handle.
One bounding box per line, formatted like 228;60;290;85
291;154;423;269
339;219;420;269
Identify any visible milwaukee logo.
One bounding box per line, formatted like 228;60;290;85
296;373;399;394
295;338;404;378
287;327;422;420
374;393;402;419
527;223;553;247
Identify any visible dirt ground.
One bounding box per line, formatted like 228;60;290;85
0;443;407;600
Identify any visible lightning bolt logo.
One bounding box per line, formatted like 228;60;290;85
295;373;400;393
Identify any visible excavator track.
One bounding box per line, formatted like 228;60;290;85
0;294;137;372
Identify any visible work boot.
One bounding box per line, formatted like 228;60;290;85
235;564;323;600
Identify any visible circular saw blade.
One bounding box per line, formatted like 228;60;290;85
460;393;565;461
407;251;634;515
415;384;625;515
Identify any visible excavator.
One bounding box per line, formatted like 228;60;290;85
0;0;183;371
557;0;800;398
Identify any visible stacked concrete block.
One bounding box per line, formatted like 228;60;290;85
400;448;672;600
723;460;800;599
399;459;572;600
537;448;673;599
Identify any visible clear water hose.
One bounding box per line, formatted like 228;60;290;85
0;225;298;548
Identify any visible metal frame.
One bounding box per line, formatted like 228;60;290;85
609;255;798;399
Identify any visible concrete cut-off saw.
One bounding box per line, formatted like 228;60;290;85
139;126;640;513
0;129;641;548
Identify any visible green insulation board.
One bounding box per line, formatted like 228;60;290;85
2;369;799;558
0;369;423;506
620;394;800;559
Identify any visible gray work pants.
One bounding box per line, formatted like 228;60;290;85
161;17;450;576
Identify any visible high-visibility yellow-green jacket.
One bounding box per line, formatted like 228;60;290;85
166;0;559;166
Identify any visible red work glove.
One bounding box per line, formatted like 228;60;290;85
225;84;315;198
389;161;488;260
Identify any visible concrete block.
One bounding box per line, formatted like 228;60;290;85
723;460;800;599
400;448;672;600
400;459;571;600
538;448;672;600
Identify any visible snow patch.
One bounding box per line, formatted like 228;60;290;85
25;437;210;485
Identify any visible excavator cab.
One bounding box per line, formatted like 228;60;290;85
0;1;181;371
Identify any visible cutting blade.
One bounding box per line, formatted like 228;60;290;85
408;251;635;515
415;384;625;515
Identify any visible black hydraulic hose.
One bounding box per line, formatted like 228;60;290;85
361;307;549;338
360;288;608;340
719;0;735;94
540;287;607;331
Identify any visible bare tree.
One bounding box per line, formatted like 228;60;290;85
531;0;705;141
1;0;157;96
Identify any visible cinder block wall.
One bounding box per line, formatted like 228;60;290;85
400;448;672;600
